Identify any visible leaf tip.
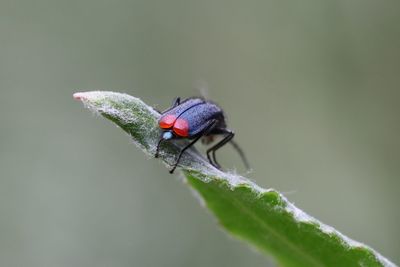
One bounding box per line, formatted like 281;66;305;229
73;92;86;101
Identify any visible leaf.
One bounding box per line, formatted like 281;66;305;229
73;91;396;267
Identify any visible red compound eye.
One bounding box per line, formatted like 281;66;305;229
173;118;189;137
159;114;176;129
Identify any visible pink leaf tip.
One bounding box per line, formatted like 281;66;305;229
73;92;86;101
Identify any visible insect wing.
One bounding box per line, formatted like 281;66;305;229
159;98;204;128
161;98;203;116
180;103;222;136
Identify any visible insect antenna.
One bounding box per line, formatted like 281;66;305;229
194;80;209;100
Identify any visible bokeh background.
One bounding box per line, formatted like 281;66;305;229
1;0;399;266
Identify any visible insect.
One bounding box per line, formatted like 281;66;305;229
155;97;250;173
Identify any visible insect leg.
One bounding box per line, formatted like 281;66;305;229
229;139;250;170
169;119;217;174
206;129;234;169
159;97;181;114
172;97;181;108
155;137;164;158
206;129;250;170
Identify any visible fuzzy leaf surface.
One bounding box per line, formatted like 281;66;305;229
74;91;396;267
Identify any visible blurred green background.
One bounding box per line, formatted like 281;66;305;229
1;0;399;266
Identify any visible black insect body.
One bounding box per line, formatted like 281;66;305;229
155;97;249;173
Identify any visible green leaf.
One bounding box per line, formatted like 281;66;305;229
74;91;396;267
